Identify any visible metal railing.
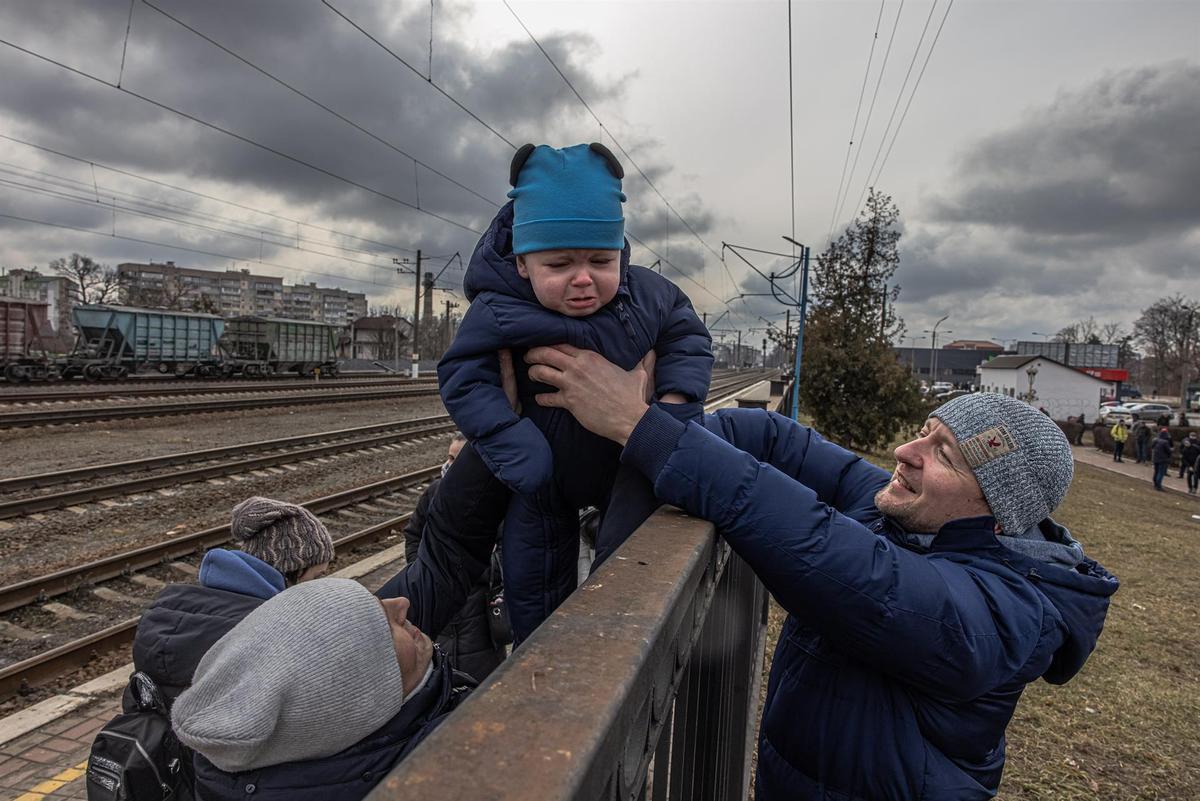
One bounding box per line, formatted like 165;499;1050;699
369;384;789;801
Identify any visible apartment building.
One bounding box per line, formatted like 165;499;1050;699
282;282;368;326
0;268;81;338
118;262;290;318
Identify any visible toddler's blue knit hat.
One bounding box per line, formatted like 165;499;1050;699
507;143;626;255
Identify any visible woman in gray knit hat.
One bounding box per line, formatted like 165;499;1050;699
171;443;511;801
123;497;334;709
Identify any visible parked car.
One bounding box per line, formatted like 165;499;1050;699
929;381;954;395
1109;402;1174;423
1096;401;1125;423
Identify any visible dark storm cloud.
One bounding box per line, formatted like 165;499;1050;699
0;0;718;301
927;60;1200;241
893;60;1200;338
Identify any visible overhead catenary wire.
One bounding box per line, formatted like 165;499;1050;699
323;0;738;318
866;0;955;189
140;1;499;209
827;0;885;244
501;0;726;268
0;210;422;292
830;0;902;241
0;132;419;256
0;160;403;265
0;35;485;236
0;173;402;273
842;0;944;228
321;0;517;150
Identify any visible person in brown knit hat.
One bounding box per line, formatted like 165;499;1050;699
230;496;336;585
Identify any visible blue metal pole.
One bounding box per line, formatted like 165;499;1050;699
792;246;809;420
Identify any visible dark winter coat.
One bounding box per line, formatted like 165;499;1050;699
404;476;504;682
438;201;712;495
1182;437;1200;471
124;549;283;711
1152;431;1174;465
621;405;1119;801
190;445;510;801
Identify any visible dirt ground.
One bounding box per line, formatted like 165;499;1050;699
752;453;1199;800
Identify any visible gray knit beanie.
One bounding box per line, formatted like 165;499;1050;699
171;578;405;772
931;392;1074;535
230;496;334;575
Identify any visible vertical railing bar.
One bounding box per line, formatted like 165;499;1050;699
650;705;674;801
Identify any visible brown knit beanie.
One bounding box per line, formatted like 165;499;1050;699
230;497;335;575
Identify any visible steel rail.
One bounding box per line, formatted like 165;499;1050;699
0;464;441;614
0;372;773;700
0;386;439;428
0;419;457;520
0;414;451;493
0;377;431;404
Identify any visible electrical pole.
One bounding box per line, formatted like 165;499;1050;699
702;311;707;328
411;250;422;378
924;315;950;387
736;330;742;369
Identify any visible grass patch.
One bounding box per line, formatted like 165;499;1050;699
752;454;1200;799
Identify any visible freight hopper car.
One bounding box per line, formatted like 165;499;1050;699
0;296;58;381
65;305;226;379
218;316;340;377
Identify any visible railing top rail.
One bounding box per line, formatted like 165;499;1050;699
368;508;721;801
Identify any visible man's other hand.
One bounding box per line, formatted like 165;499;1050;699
525;345;653;445
498;348;521;414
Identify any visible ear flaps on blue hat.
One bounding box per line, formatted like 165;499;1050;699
509;143;536;187
588;142;624;179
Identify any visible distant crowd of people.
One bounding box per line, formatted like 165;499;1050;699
1102;416;1200;494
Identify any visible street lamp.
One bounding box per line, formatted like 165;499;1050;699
1025;365;1039;404
923;315;950;386
1031;331;1052;342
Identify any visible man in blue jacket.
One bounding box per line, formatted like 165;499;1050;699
522;344;1118;801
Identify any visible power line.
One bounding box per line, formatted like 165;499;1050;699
831;0;905;238
0;172;401;273
842;0;942;227
501;0;726;266
0;209;405;291
0;35;484;236
320;0;517;149
787;0;796;256
828;0;884;244
0;132;418;255
867;0;955;189
322;0;736;316
625;231;727;309
141;0;499;208
0;159;399;264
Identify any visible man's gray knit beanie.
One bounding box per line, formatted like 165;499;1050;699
230;496;334;575
931;392;1074;535
171;578;405;772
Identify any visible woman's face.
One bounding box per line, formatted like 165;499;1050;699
379;596;434;696
516;249;620;317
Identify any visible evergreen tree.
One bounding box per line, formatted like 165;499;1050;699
799;189;923;449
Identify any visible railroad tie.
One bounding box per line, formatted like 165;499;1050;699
41;602;95;621
128;574;165;590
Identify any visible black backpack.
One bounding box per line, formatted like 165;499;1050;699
86;672;193;801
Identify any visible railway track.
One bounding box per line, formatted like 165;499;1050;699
0;384;440;429
0;415;457;519
0;377;431;405
0;370;775;700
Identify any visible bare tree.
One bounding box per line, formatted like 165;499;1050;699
50;253;119;304
1133;295;1199;395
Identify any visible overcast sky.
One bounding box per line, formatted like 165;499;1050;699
0;0;1197;348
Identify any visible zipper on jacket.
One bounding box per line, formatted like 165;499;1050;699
615;300;637;340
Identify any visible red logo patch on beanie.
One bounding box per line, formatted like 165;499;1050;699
959;425;1019;469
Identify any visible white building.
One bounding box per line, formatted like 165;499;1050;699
977;355;1111;421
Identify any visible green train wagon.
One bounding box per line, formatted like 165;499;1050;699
219;316;340;377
